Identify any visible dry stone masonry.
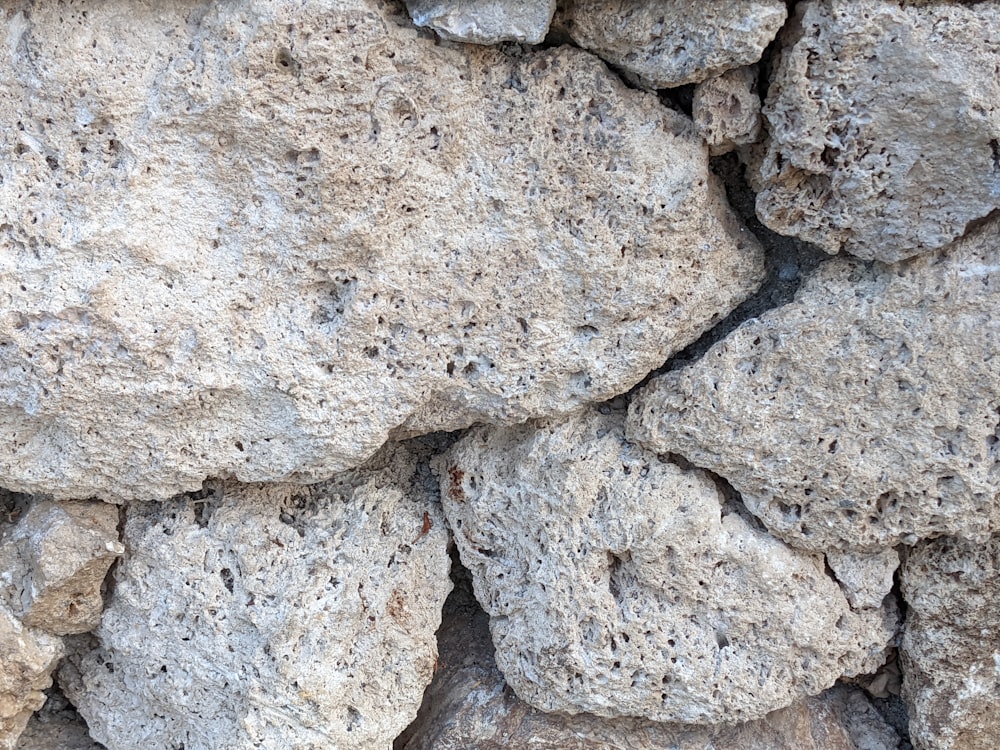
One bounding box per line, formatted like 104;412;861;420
0;0;996;748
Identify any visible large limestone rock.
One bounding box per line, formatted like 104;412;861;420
629;217;1000;552
404;0;556;45
0;500;122;636
901;536;1000;750
0;604;63;750
557;0;787;88
434;409;895;724
752;0;1000;262
400;566;902;750
60;445;451;750
0;0;764;502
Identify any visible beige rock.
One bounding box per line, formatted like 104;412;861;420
60;444;451;750
405;0;556;45
752;0;1000;262
693;66;762;156
434;409;895;724
629;217;1000;552
0;604;63;750
558;0;786;88
0;0;764;502
901;536;1000;750
401;568;902;749
0;501;122;636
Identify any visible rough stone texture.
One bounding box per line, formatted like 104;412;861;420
629;216;1000;552
751;0;1000;262
557;0;787;88
0;500;122;636
60;444;451;750
0;604;63;750
404;0;556;45
14;689;102;750
0;0;764;502
827;549;899;611
399;564;902;750
901;536;1000;750
693;66;762;156
434;408;895;724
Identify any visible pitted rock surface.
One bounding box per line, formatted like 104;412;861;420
751;0;1000;262
629;217;1000;552
0;0;764;502
59;444;451;750
404;0;556;45
901;536;1000;750
693;66;763;156
434;409;895;724
0;604;62;750
558;0;786;88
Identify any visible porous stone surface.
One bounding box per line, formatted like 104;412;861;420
557;0;787;88
693;66;762;156
404;0;556;45
0;0;764;503
400;565;902;750
434;408;895;724
0;500;122;636
827;549;899;611
751;0;1000;262
629;216;1000;552
901;536;1000;750
0;604;63;750
13;689;101;750
59;444;451;750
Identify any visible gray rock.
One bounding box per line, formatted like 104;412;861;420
13;689;102;750
0;0;764;502
693;66;763;156
0;500;122;636
827;549;900;611
433;409;895;724
60;445;451;750
400;566;902;749
405;0;556;45
558;0;787;88
751;0;1000;262
629;216;1000;552
0;604;63;750
901;535;1000;750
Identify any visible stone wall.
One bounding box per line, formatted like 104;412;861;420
1;1;997;748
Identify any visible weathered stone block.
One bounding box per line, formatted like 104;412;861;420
0;604;63;750
693;66;762;156
404;0;556;45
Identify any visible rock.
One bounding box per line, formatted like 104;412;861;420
59;444;451;750
629;216;1000;552
433;408;895;724
0;0;764;502
13;688;101;750
0;500;122;636
399;562;901;749
901;536;1000;750
0;604;63;750
751;0;1000;262
557;0;787;88
693;66;762;156
827;549;899;611
404;0;556;45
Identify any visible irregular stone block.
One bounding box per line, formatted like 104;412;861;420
0;604;63;750
400;567;902;750
693;66;762;156
60;445;451;750
629;217;1000;552
902;536;1000;750
827;549;899;611
434;409;895;724
0;0;764;502
558;1;786;88
0;501;122;636
405;0;556;45
751;0;1000;262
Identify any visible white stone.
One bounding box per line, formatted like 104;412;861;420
0;0;764;502
405;0;556;45
60;445;451;750
434;409;895;724
629;217;1000;552
751;0;1000;262
558;0;787;88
